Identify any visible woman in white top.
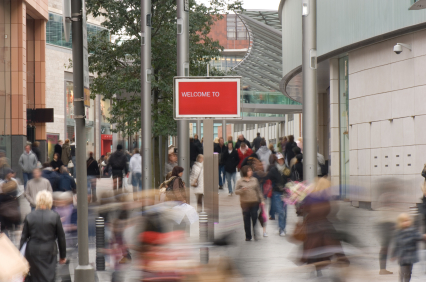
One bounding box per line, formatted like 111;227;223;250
190;154;204;212
129;148;142;195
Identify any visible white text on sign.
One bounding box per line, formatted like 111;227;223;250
181;92;220;97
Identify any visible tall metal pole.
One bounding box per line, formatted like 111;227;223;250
177;0;190;183
222;120;226;141
71;0;94;280
302;0;317;183
141;0;152;190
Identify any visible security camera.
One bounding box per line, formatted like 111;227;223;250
393;43;412;55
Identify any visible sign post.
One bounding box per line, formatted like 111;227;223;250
174;76;241;242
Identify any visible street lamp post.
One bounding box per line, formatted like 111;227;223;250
302;0;318;183
141;0;152;190
177;0;190;185
71;0;94;280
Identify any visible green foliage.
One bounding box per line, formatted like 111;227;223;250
86;0;243;137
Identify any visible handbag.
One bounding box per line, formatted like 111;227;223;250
67;160;74;168
292;220;306;242
263;180;273;198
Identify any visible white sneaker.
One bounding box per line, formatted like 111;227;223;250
279;230;286;237
228;193;233;196
263;232;268;237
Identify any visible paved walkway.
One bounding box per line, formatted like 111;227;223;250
13;178;426;281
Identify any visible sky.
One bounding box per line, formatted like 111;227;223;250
196;0;281;11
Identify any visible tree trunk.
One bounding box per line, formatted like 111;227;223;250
160;135;167;182
154;136;161;188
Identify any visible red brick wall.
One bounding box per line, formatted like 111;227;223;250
209;15;249;50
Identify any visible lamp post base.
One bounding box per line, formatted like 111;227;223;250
75;265;95;282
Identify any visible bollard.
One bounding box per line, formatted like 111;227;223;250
95;217;105;271
199;211;209;264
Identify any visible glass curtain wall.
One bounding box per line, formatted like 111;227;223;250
339;56;349;199
0;0;11;162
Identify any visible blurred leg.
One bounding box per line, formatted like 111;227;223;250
225;172;232;193
272;192;285;231
250;204;259;238
91;177;97;202
242;207;252;240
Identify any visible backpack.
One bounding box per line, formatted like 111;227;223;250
290;166;301;182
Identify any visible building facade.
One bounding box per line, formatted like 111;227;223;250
279;0;426;206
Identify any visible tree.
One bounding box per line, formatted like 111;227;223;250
86;0;243;186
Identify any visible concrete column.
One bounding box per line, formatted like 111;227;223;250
95;94;101;159
243;124;247;139
329;58;340;192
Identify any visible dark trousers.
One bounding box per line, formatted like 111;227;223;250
112;170;123;190
399;264;413;282
241;203;259;240
378;222;394;270
196;194;203;213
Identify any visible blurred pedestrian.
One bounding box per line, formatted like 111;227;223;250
129;148;142;195
214;137;226;190
277;137;287;155
168;166;188;203
267;154;287;236
31;141;41;163
317;152;326;177
105;144;128;190
0;149;10;179
61;139;72;171
54;140;63;160
25;168;53;210
235;165;264;241
290;154;303;181
19;144;38;188
391;213;426;282
296;137;303;152
50;152;64;173
252;133;262;152
86;152;99;202
256;140;271;172
268;143;276;155
0;168;20;233
70;138;76;178
226;136;235;148
20;190;67;282
222;142;239;196
190;154;204;212
41;163;60;191
165;153;177;178
285;135;297;166
237;142;253;170
58;166;76;193
190;138;200;168
235;134;252;150
290;146;302;168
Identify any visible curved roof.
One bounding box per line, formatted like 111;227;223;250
232;10;283;93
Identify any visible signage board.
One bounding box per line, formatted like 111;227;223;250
174;77;241;119
184;0;189;11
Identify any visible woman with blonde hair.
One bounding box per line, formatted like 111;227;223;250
20;190;67;282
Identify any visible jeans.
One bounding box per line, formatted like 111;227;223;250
23;172;32;188
218;165;225;186
272;192;287;231
225;172;237;193
131;172;142;192
242;203;259;240
269;197;275;219
87;175;97;202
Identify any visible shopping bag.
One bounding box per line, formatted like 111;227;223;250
0;234;29;281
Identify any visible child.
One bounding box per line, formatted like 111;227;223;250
391;213;426;282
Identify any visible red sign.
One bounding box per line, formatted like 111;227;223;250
174;78;241;119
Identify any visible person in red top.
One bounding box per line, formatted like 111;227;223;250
237;142;253;170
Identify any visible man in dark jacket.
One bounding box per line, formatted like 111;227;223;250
189;138;200;168
106;144;128;190
41;163;60;191
54;140;63;160
235;134;252;150
58;166;76;192
285;135;297;166
193;134;203;154
221;142;239;195
252;133;263;152
214;137;227;189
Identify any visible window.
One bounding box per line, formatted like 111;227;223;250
210;55;243;72
46;12;109;48
226;14;248;40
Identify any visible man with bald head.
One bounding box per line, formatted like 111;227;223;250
235;134;252;150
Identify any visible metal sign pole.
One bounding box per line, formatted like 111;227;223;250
141;0;152;190
177;0;190;187
71;0;94;280
203;119;215;241
302;0;318;183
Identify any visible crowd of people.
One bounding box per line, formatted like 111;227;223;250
2;132;426;282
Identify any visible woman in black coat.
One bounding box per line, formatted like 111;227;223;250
50;153;64;172
20;190;66;282
221;142;240;195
